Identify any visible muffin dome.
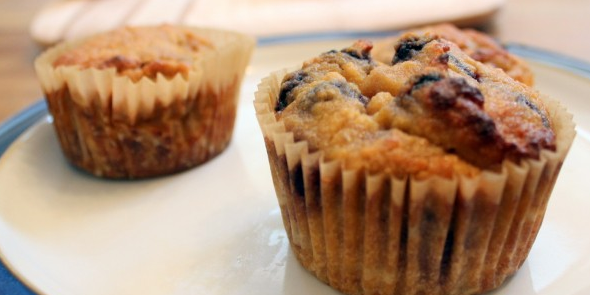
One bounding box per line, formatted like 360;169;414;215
276;36;555;178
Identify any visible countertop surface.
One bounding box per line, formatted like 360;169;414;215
0;0;589;122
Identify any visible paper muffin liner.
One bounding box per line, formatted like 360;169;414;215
35;27;255;178
254;70;576;295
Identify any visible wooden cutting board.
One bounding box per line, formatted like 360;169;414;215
30;0;505;46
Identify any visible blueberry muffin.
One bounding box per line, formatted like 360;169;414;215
373;23;534;86
35;25;254;178
254;34;574;295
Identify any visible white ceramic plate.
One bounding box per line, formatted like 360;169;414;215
0;40;590;295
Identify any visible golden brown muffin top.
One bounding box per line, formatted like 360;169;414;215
373;23;534;86
276;36;555;179
52;25;213;82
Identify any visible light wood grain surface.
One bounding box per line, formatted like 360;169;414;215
0;0;588;123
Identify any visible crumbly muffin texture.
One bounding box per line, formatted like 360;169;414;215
373;24;534;86
52;25;213;82
276;35;555;179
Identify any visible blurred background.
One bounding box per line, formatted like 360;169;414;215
0;0;589;123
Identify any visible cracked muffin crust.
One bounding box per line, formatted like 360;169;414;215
276;36;554;179
372;23;534;86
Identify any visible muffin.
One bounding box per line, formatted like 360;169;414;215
254;34;575;295
372;23;534;86
35;25;255;178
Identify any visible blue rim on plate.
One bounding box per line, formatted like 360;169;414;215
1;34;590;295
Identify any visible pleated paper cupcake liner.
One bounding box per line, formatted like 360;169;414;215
254;69;575;295
35;27;254;178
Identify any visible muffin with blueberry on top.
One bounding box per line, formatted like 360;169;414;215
254;32;574;295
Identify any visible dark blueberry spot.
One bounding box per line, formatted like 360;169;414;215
393;37;429;64
276;71;310;112
516;95;551;128
440;53;480;81
515;94;537;111
341;40;373;61
453;78;484;107
467;114;497;142
430;85;457;110
474;72;482;83
332;80;369;105
429;78;484;110
412;73;443;90
447;54;478;80
438;53;450;64
300;80;369;110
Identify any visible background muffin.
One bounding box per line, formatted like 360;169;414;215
373;23;534;86
254;36;574;295
35;25;255;178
